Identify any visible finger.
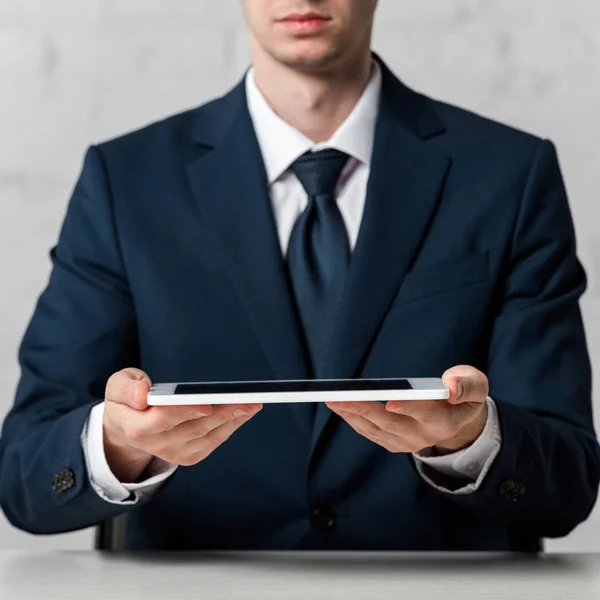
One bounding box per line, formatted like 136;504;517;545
105;368;153;410
334;411;428;454
441;365;488;405
176;410;261;466
386;399;454;423
162;403;263;442
193;410;257;448
385;398;479;443
144;404;215;433
328;401;419;440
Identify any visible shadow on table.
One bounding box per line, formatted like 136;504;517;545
97;550;591;575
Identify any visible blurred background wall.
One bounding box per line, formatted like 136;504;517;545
1;0;599;551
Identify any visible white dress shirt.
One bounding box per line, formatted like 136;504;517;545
81;62;502;504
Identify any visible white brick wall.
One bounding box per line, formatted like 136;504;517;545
1;0;599;551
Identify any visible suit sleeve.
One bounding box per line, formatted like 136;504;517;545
426;139;600;538
0;146;166;534
82;402;177;504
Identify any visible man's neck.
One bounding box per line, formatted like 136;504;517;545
251;51;374;143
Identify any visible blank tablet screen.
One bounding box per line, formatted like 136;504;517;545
174;379;413;395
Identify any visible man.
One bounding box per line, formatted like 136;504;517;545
1;0;599;552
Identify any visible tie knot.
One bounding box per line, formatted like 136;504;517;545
290;149;350;199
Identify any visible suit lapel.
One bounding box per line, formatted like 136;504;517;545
185;82;314;434
183;61;451;452
309;60;452;457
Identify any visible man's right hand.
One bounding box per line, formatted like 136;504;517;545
102;368;263;483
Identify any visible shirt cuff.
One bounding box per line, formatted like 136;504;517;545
412;397;502;494
80;401;178;505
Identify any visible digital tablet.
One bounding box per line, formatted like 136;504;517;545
146;378;449;406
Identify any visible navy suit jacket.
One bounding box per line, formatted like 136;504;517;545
1;56;599;551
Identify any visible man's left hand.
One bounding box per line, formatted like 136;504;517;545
326;366;489;455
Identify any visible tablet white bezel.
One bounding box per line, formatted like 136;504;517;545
146;378;449;405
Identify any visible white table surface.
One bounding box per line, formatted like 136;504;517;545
1;551;599;600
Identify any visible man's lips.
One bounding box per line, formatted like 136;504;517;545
277;13;331;33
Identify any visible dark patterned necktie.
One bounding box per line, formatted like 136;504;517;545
287;149;351;380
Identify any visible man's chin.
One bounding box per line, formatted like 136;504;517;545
273;43;343;72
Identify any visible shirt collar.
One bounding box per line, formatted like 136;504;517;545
245;61;382;185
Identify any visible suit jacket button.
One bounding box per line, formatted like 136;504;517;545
311;506;336;531
52;469;75;494
498;478;526;502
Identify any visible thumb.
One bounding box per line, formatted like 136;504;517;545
105;368;153;410
442;366;488;405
